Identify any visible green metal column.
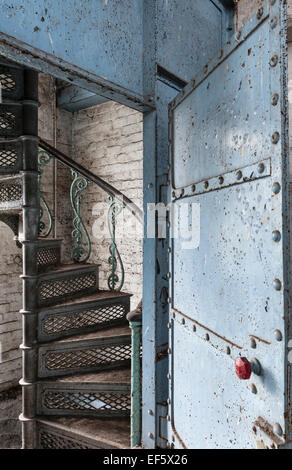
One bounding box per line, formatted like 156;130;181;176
127;305;142;448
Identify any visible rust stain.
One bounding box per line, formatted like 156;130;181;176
254;417;285;447
249;334;271;345
172;308;243;350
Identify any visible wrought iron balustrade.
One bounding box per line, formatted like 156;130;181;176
38;139;142;292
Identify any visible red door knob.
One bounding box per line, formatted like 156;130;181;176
235;357;252;380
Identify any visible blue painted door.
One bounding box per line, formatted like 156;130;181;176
168;0;290;449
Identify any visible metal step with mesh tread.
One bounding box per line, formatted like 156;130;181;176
33;263;100;307
36;416;130;449
36;368;131;418
38;325;131;378
37;290;131;342
0;174;23;211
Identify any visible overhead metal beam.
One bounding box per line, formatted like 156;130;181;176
57;85;108;112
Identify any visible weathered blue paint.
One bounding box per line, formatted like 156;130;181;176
0;1;150;112
57;85;108;112
0;0;236;449
168;0;290;449
142;0;234;449
0;1;143;95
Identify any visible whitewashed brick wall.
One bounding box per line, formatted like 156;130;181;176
72;101;143;308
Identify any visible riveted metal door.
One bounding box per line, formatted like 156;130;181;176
168;0;291;449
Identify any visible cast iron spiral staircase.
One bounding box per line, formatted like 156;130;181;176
0;61;142;448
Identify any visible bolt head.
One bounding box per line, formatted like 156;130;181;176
250;383;257;394
274;329;283;342
272;131;280;144
236;170;243;181
235;357;252;380
273;423;283;437
273;279;282;291
272;230;281;242
272;182;281;194
270;55;279;67
271;93;279;106
257;7;264;20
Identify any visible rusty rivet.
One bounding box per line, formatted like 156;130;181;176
258;163;265;174
271;131;280;144
252;426;257;435
271;93;279;106
272;230;281;242
219;176;224;185
226;346;231;355
270;55;278;67
273;423;283;437
257;7;264;20
236;170;243;181
274;329;283;342
250;338;257;349
273;279;282;291
270;17;278;29
250;383;257;394
205;333;210;342
272;182;281;194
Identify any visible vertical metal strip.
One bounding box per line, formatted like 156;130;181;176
129;320;142;448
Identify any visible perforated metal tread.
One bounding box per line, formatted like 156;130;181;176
0;174;23;211
37;416;130;449
37;290;131;342
35;263;100;307
39;263;100;275
38;325;131;378
36;368;131;418
56;324;130;343
39;290;131;310
54;367;131;384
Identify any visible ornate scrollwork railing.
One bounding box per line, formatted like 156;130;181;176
107;195;125;291
70;169;91;263
37;140;143;291
38;149;53;238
